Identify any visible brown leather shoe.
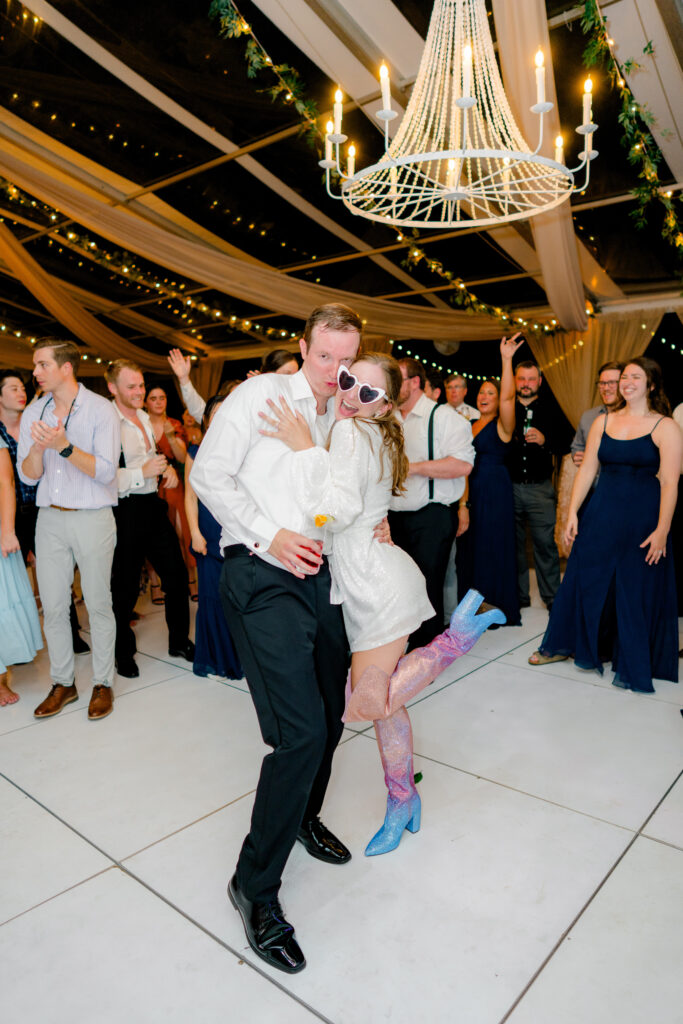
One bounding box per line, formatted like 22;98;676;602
88;684;113;720
34;683;79;718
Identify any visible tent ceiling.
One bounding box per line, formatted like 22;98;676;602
0;0;681;366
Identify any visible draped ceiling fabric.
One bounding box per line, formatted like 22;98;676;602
25;0;451;310
527;310;666;428
0;149;504;341
492;0;589;332
0;221;170;372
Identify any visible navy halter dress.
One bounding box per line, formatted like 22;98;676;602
457;419;521;626
539;416;678;692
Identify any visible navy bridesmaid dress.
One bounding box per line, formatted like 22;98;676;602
457;419;521;626
539;416;678;692
188;444;242;680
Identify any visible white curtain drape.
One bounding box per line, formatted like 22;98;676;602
528;311;665;428
491;0;588;331
0;222;171;371
0;148;504;341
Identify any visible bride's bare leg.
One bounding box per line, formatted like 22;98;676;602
350;636;408;690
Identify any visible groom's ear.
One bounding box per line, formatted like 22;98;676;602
299;337;308;361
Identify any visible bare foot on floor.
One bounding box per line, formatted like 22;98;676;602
0;673;19;706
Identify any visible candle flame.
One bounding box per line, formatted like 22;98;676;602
535;49;544;68
463;43;472;62
584;77;593;94
379;63;389;80
555;134;563;147
326;120;334;135
335;88;343;103
448;158;455;170
348;144;356;157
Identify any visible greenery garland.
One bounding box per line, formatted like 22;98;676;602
581;0;682;256
209;0;320;146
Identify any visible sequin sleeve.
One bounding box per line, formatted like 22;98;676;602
292;418;369;532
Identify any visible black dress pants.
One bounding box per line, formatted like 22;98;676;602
219;548;348;903
111;494;189;662
389;502;457;649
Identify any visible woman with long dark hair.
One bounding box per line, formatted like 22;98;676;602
260;352;503;856
529;357;681;692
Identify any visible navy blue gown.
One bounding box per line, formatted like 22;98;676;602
539;418;678;692
188;444;242;680
457;419;521;626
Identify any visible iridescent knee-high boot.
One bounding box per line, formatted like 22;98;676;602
344;589;506;724
364;707;421;856
348;591;505;856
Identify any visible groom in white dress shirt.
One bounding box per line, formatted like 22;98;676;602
190;304;362;974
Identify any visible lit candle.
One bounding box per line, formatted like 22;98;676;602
390;164;398;194
534;49;545;105
379;63;392;111
583;77;593;125
334;88;343;134
462;43;472;99
554;134;564;164
325;120;333;162
447;158;455;190
347;144;356;176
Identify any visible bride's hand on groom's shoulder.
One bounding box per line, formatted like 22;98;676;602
258;397;315;451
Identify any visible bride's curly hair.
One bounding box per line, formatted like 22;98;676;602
352;351;409;495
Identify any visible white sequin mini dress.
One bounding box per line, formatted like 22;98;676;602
293;418;434;652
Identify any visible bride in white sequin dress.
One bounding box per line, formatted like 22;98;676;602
260;352;503;856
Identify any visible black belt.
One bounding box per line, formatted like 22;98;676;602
223;544;250;560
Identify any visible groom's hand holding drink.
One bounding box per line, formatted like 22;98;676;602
269;529;323;579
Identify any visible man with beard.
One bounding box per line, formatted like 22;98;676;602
508;361;563;611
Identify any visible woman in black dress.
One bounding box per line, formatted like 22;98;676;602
457;334;524;626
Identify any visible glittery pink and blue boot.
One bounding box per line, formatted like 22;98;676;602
365;708;421;856
344;589;505;724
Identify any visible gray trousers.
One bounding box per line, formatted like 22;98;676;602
512;480;561;607
35;507;117;688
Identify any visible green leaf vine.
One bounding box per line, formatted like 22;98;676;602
209;0;321;146
581;0;682;257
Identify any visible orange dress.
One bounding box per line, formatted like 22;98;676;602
157;418;195;570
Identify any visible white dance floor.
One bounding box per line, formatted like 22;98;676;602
2;588;682;1024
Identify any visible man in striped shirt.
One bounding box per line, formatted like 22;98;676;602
18;340;120;721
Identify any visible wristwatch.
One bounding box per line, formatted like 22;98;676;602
59;444;74;458
458;501;471;510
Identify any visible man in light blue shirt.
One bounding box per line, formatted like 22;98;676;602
19;339;120;721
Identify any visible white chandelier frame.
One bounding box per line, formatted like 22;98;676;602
318;0;598;230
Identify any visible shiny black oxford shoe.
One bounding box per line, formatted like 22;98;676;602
228;874;305;974
296;817;352;864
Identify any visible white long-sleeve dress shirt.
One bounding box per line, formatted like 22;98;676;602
190;370;334;566
390;393;475;512
114;404;158;498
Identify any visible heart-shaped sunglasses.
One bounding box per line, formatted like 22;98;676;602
337;366;387;405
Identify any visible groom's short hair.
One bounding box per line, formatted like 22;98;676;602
304;304;363;348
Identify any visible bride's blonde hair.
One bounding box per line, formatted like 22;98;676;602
336;351;408;496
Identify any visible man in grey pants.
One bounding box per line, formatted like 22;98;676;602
18;339;120;720
508;362;563;611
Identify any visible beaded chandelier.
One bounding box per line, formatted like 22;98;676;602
319;0;598;229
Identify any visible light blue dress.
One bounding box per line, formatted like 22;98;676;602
0;438;43;673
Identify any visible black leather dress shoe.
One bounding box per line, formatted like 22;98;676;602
168;640;195;662
228;874;305;974
296;817;351;864
116;658;139;679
